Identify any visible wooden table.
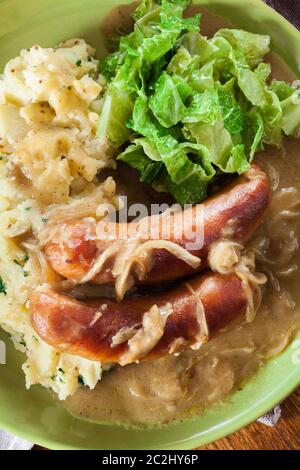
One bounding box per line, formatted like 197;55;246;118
199;388;300;450
33;387;300;450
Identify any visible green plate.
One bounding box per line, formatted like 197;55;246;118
0;0;300;450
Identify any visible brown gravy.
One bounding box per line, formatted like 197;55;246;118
63;6;300;427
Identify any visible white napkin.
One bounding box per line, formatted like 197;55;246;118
257;405;282;427
0;429;33;450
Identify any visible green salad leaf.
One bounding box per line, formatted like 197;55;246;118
215;29;270;68
149;72;187;127
271;80;300;136
98;0;300;204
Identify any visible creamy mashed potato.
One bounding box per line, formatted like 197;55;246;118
0;39;118;399
0;38;115;204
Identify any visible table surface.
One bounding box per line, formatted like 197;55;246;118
198;387;300;450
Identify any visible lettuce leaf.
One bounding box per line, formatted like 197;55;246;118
132;0;160;21
215;29;270;68
157;138;215;185
97;85;134;147
281;90;300;136
217;83;244;134
184;120;236;172
271;79;295;101
243;110;264;159
98;0;300;204
225;144;250;174
165;172;209;204
183;89;219;124
118;143;152;172
271;80;300;136
99;0;200;147
149;72;187;127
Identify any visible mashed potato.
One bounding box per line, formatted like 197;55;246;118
0;39;118;399
0;38;115;204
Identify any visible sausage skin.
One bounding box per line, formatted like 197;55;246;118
30;272;253;364
44;164;270;286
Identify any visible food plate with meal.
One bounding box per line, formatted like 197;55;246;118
0;0;299;450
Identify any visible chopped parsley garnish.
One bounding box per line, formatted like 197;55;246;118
13;259;23;267
78;375;85;386
25;207;31;211
56;368;66;384
14;255;30;277
76;59;82;67
0;277;7;295
41;217;48;223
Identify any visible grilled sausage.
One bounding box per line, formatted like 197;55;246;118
30;272;255;365
44;164;270;287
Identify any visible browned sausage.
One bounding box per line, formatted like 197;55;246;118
30;272;255;365
44;164;270;287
